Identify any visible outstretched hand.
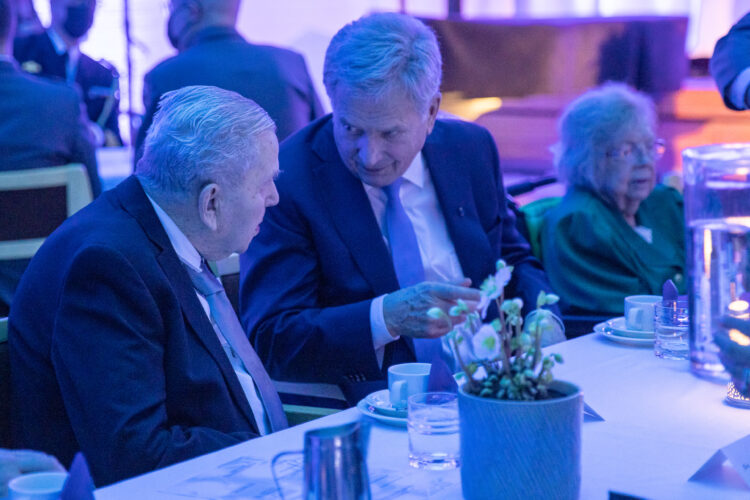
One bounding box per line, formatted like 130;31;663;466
383;279;480;339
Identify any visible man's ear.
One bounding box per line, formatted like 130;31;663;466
425;92;442;135
198;182;220;231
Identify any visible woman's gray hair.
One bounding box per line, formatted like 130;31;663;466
551;83;657;199
136;85;276;194
323;12;442;114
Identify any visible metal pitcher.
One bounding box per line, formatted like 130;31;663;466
272;419;371;500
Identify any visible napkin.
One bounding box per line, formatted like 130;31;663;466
690;434;750;488
427;357;458;393
662;279;678;305
60;453;95;500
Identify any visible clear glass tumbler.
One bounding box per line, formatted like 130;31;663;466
654;302;689;360
407;392;460;470
682;144;750;380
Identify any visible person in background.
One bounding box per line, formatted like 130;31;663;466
10;86;285;486
0;0;100;316
133;0;323;166
0;449;64;497
14;0;122;146
541;83;685;316
240;13;563;405
711;11;750;111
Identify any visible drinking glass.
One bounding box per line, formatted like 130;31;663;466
654;303;689;360
407;392;460;470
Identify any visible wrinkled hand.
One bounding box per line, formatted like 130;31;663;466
714;328;750;396
383;279;480;339
0;449;65;496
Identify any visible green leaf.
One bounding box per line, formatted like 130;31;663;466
427;307;446;319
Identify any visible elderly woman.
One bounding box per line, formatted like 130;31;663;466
540;84;685;316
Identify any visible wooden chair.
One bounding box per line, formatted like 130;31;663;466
0;164;93;261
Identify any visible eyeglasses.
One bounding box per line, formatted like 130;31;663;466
606;139;666;161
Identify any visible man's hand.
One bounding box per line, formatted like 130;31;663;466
0;449;65;496
383;279;480;339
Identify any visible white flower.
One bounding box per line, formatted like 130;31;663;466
471;323;501;360
478;264;513;318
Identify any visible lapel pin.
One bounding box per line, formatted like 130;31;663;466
457;206;465;217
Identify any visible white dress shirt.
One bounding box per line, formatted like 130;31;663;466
363;153;465;365
147;195;270;435
728;66;750;110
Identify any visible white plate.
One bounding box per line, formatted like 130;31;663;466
595;321;654;347
364;389;407;418
604;316;654;339
357;395;407;427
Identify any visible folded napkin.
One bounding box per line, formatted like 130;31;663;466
60;453;95;500
427;356;458;393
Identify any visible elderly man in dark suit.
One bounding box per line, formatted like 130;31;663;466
0;0;100;316
14;0;121;146
240;13;563;404
9;85;286;486
133;0;323;165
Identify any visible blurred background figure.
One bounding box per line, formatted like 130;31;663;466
0;0;100;316
541;84;686;316
14;0;122;146
133;0;323;166
14;0;43;37
0;448;64;497
711;11;750;111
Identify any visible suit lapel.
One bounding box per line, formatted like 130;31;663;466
311;122;400;296
114;177;258;429
423;125;492;287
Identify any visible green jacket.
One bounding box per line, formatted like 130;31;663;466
540;184;686;315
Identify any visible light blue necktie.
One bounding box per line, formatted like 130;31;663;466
185;261;288;433
383;179;441;363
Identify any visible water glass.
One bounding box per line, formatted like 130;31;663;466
407;392;460;470
654;303;689;360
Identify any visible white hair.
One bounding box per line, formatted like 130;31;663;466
136;85;275;194
323;12;442;114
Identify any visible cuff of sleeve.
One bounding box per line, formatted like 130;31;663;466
371;294;399;351
729;67;750;109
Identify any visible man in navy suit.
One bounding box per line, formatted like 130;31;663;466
0;0;99;316
239;13;563;404
9;85;285;486
14;0;121;146
133;0;323;166
711;11;750;110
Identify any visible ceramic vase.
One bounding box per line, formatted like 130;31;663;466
458;380;583;500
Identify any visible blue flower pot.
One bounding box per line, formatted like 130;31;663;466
458;380;583;500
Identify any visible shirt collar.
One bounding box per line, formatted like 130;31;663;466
47;28;80;59
145;193;203;273
401;152;425;189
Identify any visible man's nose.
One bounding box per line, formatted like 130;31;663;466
357;135;384;167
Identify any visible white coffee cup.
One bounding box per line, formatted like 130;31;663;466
388;362;430;409
624;295;661;332
8;472;68;500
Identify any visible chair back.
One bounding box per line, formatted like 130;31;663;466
518;196;561;261
0;317;10;447
0;164;93;261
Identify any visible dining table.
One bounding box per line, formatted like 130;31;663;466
94;330;750;499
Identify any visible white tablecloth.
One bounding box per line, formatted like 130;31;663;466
95;333;750;499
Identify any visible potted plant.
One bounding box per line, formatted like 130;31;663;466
428;260;583;500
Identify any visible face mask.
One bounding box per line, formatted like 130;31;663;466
63;2;95;39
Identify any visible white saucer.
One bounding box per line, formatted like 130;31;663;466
364;389;407;418
604;317;654;339
357;394;407;427
595;321;654;347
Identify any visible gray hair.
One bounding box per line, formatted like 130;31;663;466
136;85;275;194
323;12;442;114
551;83;657;201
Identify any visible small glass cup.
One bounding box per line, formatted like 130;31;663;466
654;302;689;360
407;392;460;470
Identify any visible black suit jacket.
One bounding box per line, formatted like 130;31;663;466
239;116;556;402
9;176;259;486
14;30;122;143
134;26;323;165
